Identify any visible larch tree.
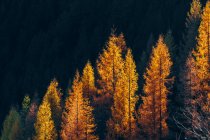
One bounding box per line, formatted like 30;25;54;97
138;35;173;139
24;101;38;140
34;99;57;140
108;48;139;139
0;108;22;140
82;61;96;99
61;71;98;140
96;31;126;138
193;0;210;112
43;79;62;129
97;32;125;97
123;48;139;139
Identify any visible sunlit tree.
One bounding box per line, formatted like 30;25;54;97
34;99;57;140
43;79;62;129
108;48;139;139
97;32;125;97
61;71;98;140
193;0;210;113
82;61;96;99
123;48;139;139
138;35;173;139
96;31;126;138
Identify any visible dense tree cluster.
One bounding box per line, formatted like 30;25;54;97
0;0;209;140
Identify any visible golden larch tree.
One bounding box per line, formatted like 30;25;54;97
82;61;96;99
61;71;98;140
34;99;57;140
96;32;125;97
123;48;139;139
138;35;173;139
96;32;126;138
108;48;138;139
43;79;62;129
193;0;210;113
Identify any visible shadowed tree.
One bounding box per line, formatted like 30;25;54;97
0;108;22;140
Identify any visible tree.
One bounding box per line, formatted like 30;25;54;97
193;0;210;113
180;0;202;62
81;61;96;99
107;48;139;139
174;53;209;139
138;35;173;139
43;79;62;129
164;30;176;64
24;99;38;140
21;95;31;119
97;32;125;97
20;95;31;140
123;48;139;138
96;31;125;138
61;71;98;140
1;108;22;140
173;0;202;138
34;99;57;140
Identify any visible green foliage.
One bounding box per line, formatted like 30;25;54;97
21;95;31;118
1;108;22;140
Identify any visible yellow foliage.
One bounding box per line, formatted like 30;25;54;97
61;71;98;140
193;0;210;113
82;61;96;98
138;35;173;139
97;32;125;96
34;100;57;140
43;79;62;128
188;0;202;20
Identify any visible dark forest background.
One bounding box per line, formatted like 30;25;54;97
0;0;207;129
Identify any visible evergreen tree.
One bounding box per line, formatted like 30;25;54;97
24;100;38;140
61;71;98;140
173;0;202;138
34;99;57;140
1;108;22;140
180;0;202;62
138;35;173;139
21;95;31;119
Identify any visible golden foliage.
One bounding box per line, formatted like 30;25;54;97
138;35;173;139
43;79;62;128
82;61;96;98
187;0;202;21
34;100;57;140
96;32;125;96
61;71;98;140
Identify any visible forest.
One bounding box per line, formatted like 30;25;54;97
0;0;209;139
